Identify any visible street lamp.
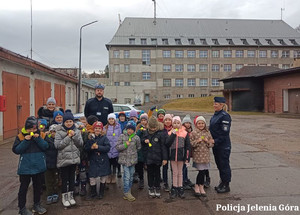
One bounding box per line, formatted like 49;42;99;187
77;20;98;113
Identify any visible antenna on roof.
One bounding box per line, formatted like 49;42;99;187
152;0;156;25
118;13;122;26
30;0;33;59
281;8;285;20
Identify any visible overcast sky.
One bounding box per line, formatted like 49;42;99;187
1;0;300;73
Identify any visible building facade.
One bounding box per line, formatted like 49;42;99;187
106;18;300;104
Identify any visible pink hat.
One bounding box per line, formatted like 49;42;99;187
163;114;173;121
172;116;181;124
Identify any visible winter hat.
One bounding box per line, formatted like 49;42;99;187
46;97;56;105
118;111;126;118
25;116;38;130
63;109;74;123
49;124;57;132
107;113;116;121
53;110;64;119
182;114;192;125
140;113;148;121
126;120;136;131
214;97;226;103
172;116;181;124
39;119;48;126
194;116;207;126
87;115;98;125
129;109;138;118
93;121;103;130
157;109;166;116
163;114;173;121
148;116;159;129
95;83;105;90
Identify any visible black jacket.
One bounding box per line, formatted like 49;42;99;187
84;97;114;126
44;135;58;169
38;107;64;129
141;130;168;166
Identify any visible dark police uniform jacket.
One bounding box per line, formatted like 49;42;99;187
84;97;114;126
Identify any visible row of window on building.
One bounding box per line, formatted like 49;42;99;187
113;63;290;73
164;93;208;100
114;78;221;87
128;38;299;46
113;49;300;61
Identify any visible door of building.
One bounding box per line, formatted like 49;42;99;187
288;88;300;114
145;94;150;103
54;84;66;110
267;91;275;113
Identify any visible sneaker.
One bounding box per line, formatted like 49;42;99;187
178;187;185;199
170;187;177;199
52;194;59;203
163;183;170;192
19;207;32;215
148;187;155;198
183;181;192;190
32;203;47;215
123;192;136;201
68;191;76;206
154;187;161;198
46;195;53;205
62;193;70;207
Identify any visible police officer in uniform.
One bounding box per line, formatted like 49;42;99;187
209;97;231;193
84;83;114;126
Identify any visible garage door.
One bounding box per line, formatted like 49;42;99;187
289;88;300;114
35;79;51;116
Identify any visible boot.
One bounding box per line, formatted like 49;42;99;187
32;203;47;214
19;207;32;215
111;174;117;184
138;179;144;189
86;185;97;200
123;192;136;201
214;181;223;191
106;175;112;184
68;191;76;206
194;184;201;197
148;187;155;198
61;192;71;207
163;183;170;192
154;187;161;198
216;182;230;193
79;184;87;196
98;183;105;199
178;187;185;199
204;176;211;188
170;186;177;199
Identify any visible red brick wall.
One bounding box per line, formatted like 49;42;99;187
264;73;300;113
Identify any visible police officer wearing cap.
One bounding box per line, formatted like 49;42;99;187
209;97;232;193
84;83;114;125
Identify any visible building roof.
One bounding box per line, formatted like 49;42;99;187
82;79;98;88
106;18;300;48
260;66;300;78
221;66;281;81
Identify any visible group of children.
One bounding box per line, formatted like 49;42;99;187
13;106;215;215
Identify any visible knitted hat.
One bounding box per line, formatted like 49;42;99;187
172;116;181;124
118;111;126;118
157;109;166;116
25;116;38;130
49;124;57;132
182;114;192;125
107;113;116;121
46;97;56;105
87;115;98;125
148;116;159;129
214;97;226;103
95;83;105;90
93;121;103;130
163;114;173;121
63;109;74;123
38;119;48;127
129;109;138;118
53;110;64;119
194;116;206;126
140;113;148;121
126;120;136;131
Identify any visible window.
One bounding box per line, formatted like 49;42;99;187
199;50;208;58
188;39;195;45
201;94;208;97
271;50;278;58
259;50;267;58
188;94;195;98
278;39;285;45
236;64;243;71
175;50;183;58
124;82;130;86
124;50;130;58
212;79;220;86
162;39;168;45
175;79;183;87
163;79;171;87
175;64;184;72
177;94;183;98
236;50;244;58
114;64;120;72
212;64;220;72
254;39;261;45
227;39;233;45
188;78;196;86
141;38;147;45
199;64;208;72
200;39;207;45
163;65;171;72
212;39;219;45
187;64;195;72
200;78;208;86
294;50;300;58
114;82;120;86
163;50;171;58
151;38;157;45
241;39;248;45
187;50;195;58
129;38;135;45
121;106;131;111
290;39;297;45
142;72;151;80
282;64;290;69
113;50;119;58
271;64;279;68
282;50;290;58
124;64;130;72
224;64;232;72
266;39;272;45
164;94;171;99
142;50;150;65
247;50;255;58
223;50;232;58
175;39;182;45
212;50;219;58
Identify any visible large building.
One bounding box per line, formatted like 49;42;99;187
106;17;300;104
